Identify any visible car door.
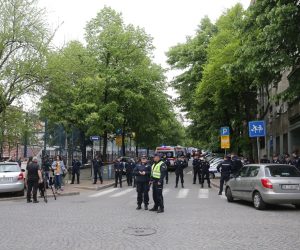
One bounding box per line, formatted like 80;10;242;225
232;166;249;198
242;166;260;201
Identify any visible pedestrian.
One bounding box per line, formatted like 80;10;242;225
133;155;151;210
192;154;201;184
174;155;188;188
125;159;135;186
217;155;232;195
149;153;167;213
201;157;211;188
26;157;42;203
42;156;51;188
260;154;270;164
71;157;81;184
92;155;103;184
51;155;66;193
114;157;123;188
272;153;280;164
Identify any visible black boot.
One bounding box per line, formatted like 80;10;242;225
136;205;142;210
175;184;178;188
157;208;164;213
144;205;148;210
149;207;158;212
181;183;184;188
208;184;211;188
201;184;204;188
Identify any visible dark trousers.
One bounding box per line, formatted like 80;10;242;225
152;181;164;209
136;182;149;205
27;179;38;201
72;170;80;184
94;167;103;184
126;172;133;186
219;174;230;194
115;171;122;187
175;170;184;185
193;168;201;183
201;171;210;186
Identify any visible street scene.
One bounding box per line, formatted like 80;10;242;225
1;0;300;249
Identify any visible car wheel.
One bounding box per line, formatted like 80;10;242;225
253;192;266;210
293;204;300;209
225;187;234;202
209;173;215;179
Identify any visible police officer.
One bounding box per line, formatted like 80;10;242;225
71;157;81;184
114;158;123;188
217;155;232;195
125;159;135;186
92;155;103;184
200;157;211;188
133;155;151;210
174;154;188;188
231;154;243;176
162;155;170;184
149;153;167;213
272;153;281;164
260;154;270;164
192;154;201;184
292;151;300;170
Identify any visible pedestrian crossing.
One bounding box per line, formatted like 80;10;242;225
88;187;226;200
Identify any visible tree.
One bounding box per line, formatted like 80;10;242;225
0;0;50;114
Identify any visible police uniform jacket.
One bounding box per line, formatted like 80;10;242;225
133;163;151;183
217;160;232;176
192;159;201;169
201;161;210;173
151;161;167;183
126;162;135;173
93;159;103;169
114;162;123;172
72;160;81;171
174;159;188;173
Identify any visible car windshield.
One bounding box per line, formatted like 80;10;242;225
158;151;174;158
265;165;300;177
0;164;20;173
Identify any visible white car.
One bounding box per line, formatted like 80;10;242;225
0;162;25;196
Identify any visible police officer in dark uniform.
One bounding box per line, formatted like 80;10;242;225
272;153;281;164
114;158;123;188
200;156;211;188
71;157;81;184
92;155;103;184
217;155;232;195
260;154;270;164
292;151;300;170
174;154;188;188
149;153;167;213
192;154;201;184
125;159;135;186
231;154;243;176
133;155;151;210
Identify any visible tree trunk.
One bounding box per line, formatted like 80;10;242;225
102;131;108;162
136;144;138;157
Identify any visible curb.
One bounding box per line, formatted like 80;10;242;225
74;179;128;191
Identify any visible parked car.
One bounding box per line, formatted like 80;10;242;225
0;162;25;196
225;164;300;210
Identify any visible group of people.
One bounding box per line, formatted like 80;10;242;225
261;152;300;169
192;154;212;188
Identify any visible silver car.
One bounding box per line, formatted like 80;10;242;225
0;162;25;196
225;164;300;210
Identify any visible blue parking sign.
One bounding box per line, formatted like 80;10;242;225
220;127;230;136
249;121;266;137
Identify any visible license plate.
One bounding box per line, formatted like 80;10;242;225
0;177;14;183
282;184;299;190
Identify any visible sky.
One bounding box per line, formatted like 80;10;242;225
39;0;250;69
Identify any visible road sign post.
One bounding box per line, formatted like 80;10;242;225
220;127;230;156
248;121;266;163
90;136;100;178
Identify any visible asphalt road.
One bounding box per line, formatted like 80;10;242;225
1;169;300;250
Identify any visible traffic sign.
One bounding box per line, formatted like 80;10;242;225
90;135;100;141
116;128;122;135
220;127;230;136
116;135;122;146
249;121;266;137
221;136;230;149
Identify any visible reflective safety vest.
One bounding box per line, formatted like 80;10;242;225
151;161;163;179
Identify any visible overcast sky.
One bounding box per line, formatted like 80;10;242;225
39;0;250;68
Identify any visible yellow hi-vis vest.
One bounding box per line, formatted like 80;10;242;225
151;161;163;179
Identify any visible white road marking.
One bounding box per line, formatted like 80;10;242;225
110;188;135;197
177;189;190;198
198;189;209;199
186;171;192;175
89;188;117;198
